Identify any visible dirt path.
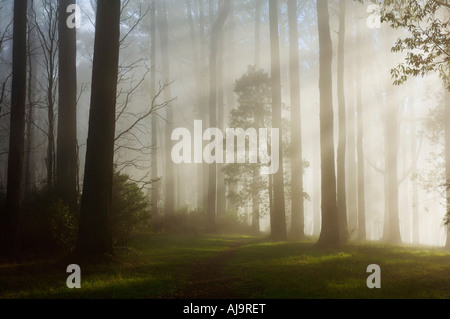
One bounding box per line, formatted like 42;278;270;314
170;239;246;299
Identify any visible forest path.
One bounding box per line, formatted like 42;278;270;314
170;238;248;299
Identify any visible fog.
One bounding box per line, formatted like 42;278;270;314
0;0;448;248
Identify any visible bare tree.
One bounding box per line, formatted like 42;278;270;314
77;0;121;258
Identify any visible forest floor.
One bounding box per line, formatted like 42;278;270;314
0;232;450;299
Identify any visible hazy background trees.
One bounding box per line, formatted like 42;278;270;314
0;0;449;259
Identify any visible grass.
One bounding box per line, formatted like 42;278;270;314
225;239;450;299
0;233;450;299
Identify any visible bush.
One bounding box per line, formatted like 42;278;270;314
111;171;152;245
19;171;151;253
21;189;78;253
151;206;253;235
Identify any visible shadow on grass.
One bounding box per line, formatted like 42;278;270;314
224;241;450;299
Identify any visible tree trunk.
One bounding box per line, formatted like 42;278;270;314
0;0;28;257
336;0;348;244
410;100;419;244
355;4;366;241
24;4;37;198
216;23;226;217
288;0;304;240
207;0;231;230
444;91;450;249
317;0;339;247
255;0;261;67
158;0;175;218
76;0;120;258
383;99;402;244
269;0;287;241
150;0;159;218
57;0;79;210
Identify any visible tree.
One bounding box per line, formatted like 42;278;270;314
355;3;366;240
336;0;348;243
0;0;28;257
57;0;79;210
157;0;175;218
150;0;159;218
287;0;304;240
269;0;286;241
445;91;450;248
376;0;449;246
379;0;450;91
76;0;121;258
317;0;339;247
206;0;231;229
224;65;272;233
33;0;59;190
24;2;38;198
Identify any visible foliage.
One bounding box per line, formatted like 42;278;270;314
152;206;253;235
418;93;446;207
21;189;78;253
224;65;272;215
376;0;450;90
18;170;151;253
111;170;152;245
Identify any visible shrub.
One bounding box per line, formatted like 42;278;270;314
111;171;152;245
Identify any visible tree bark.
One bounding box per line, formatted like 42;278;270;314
355;3;366;240
150;0;159;218
444;91;450;249
157;0;175;218
0;0;28;257
207;0;231;229
288;0;304;240
269;0;287;241
336;0;348;244
317;0;339;247
57;0;79;210
255;0;261;67
25;4;37;198
410;100;419;244
76;0;120;257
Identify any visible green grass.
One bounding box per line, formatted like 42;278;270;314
0;233;235;299
225;239;450;299
1;233;450;299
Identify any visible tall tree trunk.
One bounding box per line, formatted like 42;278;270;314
336;0;348;244
25;5;37;198
216;23;226;217
76;0;120;257
207;0;231;230
0;0;28;257
410;100;419;244
383;99;402;244
355;4;366;240
150;0;159;218
444;91;450;249
199;0;209;212
57;0;79;210
158;0;175;218
224;0;235;213
288;0;304;240
255;0;261;67
47;70;56;190
269;0;286;241
317;0;339;247
313;147;321;236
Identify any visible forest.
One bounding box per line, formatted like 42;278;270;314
0;0;450;300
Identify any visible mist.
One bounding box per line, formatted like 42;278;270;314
0;0;449;253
